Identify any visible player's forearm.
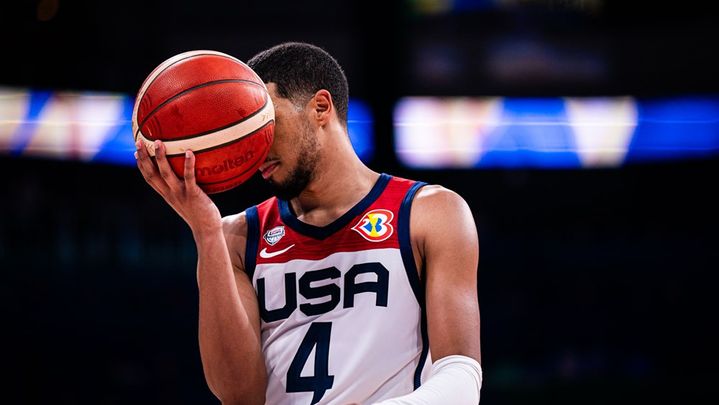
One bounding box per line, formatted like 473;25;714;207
195;229;266;404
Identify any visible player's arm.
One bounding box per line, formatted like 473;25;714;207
419;185;481;363
135;140;266;404
196;213;267;405
375;185;482;404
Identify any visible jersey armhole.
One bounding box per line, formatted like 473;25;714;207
398;180;430;389
244;206;260;280
398;181;427;305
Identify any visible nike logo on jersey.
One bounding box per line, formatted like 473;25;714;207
259;244;295;259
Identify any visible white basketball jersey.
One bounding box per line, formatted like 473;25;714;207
244;174;430;404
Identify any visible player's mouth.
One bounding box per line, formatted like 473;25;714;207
259;160;280;179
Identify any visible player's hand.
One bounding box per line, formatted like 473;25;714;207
135;139;222;235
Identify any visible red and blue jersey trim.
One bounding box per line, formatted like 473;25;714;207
398;180;429;388
277;173;392;240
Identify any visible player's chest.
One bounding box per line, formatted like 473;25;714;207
253;247;406;325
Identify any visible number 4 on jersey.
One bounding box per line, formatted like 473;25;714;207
286;322;335;404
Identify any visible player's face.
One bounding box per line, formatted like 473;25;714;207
259;83;320;200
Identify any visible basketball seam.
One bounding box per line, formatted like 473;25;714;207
164;120;274;158
138;53;207;99
133;52;244;141
135;98;273;156
136;79;268;140
137;52;247;110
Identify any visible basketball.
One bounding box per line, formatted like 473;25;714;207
131;50;274;194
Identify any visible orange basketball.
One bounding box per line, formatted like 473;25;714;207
132;50;274;194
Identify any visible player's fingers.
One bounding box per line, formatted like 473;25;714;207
135;139;169;195
154;140;182;191
183;150;197;188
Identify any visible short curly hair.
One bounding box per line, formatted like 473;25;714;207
248;42;349;126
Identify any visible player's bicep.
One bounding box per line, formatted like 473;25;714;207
234;269;262;341
222;213;248;274
415;187;481;363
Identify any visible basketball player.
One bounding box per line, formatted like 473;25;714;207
135;42;481;404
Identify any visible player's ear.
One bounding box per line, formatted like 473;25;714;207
312;89;332;126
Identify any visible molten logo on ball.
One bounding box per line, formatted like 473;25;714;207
196;150;255;177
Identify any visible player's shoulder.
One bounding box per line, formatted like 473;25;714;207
221;197;277;237
221;210;253;273
222;211;248;239
382;173;470;212
413;183;469;213
409;183;475;235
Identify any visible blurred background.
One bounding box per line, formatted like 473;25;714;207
1;0;718;403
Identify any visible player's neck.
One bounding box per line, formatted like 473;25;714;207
289;139;378;226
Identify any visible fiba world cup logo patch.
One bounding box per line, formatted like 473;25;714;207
263;226;285;246
352;209;394;242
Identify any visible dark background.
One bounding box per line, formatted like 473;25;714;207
1;0;718;403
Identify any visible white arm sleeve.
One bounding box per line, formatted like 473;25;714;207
373;355;483;405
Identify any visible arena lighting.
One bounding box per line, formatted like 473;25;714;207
394;96;719;168
0;88;375;165
407;0;604;15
